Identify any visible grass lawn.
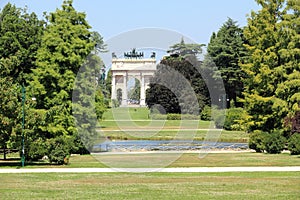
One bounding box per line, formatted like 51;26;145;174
98;129;248;142
98;107;249;142
102;107;150;120
1;153;299;168
0;172;299;199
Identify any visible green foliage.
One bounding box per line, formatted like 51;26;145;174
207;18;246;107
264;130;286;154
288;134;300;155
128;78;140;101
146;52;210;114
0;3;44;83
0;77;21;159
249;130;286;154
47;136;71;165
26;138;47;161
224;108;246;131
242;0;300;133
167;37;205;56
200;106;212;121
28;0;97;159
249;130;268;153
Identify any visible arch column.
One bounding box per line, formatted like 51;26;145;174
140;73;146;106
111;75;116;99
121;72;128;106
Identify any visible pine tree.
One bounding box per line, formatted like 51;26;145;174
242;0;286;132
274;0;300;134
207;18;246;107
30;0;95;159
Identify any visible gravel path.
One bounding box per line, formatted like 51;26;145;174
1;166;300;173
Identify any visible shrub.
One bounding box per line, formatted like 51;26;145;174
47;136;71;165
150;113;199;120
213;108;245;130
150;114;167;120
288;134;300;155
200;106;212;121
27;138;47;161
249;130;267;153
264;130;286;154
224;108;245;130
214;113;225;129
48;145;69;165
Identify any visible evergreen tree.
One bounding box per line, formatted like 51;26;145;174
274;0;300;134
0;3;43;159
207;18;246;107
0;3;44;83
30;0;95;159
146;41;209;114
242;0;286;132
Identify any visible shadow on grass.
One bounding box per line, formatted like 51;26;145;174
0;159;61;168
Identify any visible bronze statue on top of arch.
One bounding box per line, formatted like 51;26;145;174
112;49;156;59
124;48;144;59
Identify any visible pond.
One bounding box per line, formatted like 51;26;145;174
93;140;248;152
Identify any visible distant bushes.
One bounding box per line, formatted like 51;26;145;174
150;113;199;120
200;106;245;131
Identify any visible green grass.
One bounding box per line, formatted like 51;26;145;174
99;119;213;129
1;153;299;168
99;107;249;142
97;129;248;142
102;107;150;120
0;172;299;199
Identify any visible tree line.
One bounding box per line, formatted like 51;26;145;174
146;0;300;155
0;0;108;163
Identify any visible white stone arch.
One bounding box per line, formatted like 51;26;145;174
111;57;156;107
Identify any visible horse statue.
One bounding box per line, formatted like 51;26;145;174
150;52;156;58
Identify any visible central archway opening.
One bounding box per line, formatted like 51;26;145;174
127;77;140;105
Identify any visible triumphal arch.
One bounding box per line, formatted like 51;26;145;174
111;49;156;107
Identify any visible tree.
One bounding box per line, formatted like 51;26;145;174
207;18;246;107
242;0;286;132
242;0;300;154
129;79;140;102
0;78;20;159
30;0;95;159
0;3;44;83
105;69;112;98
168;37;205;56
146;40;209;114
274;0;300;134
0;3;43;159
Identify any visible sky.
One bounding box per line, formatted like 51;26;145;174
0;0;261;68
0;0;261;45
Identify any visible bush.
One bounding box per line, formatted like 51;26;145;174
264;130;286;154
150;114;167;120
214;113;225;129
288;134;300;155
200;106;212;121
213;108;245;130
150;113;199;120
26;138;47;161
48;145;69;165
47;136;70;165
224;108;245;130
249;130;267;153
249;130;286;154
